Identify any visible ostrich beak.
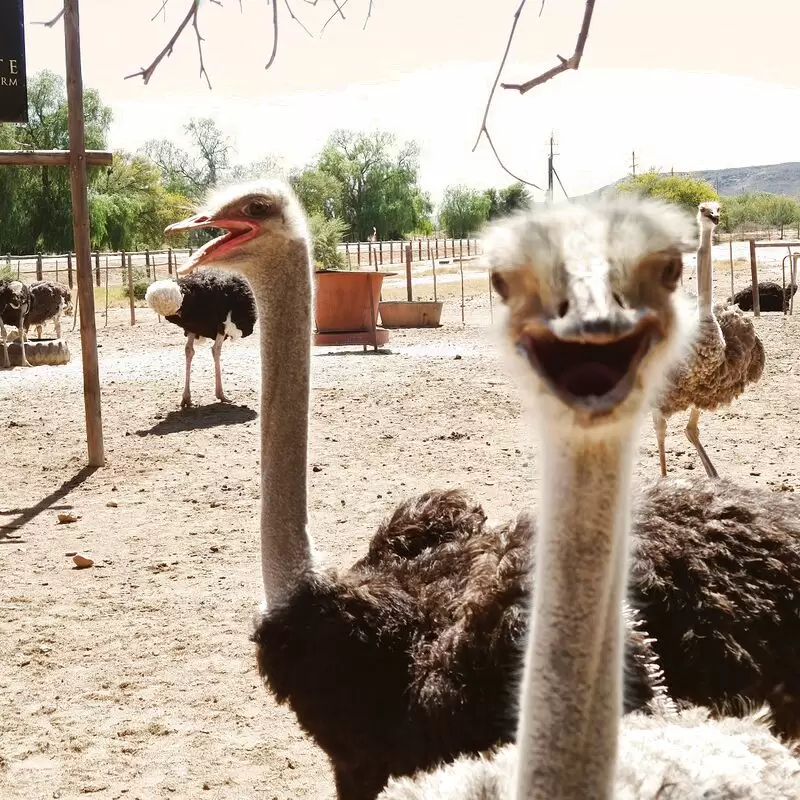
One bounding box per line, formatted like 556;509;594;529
165;213;258;275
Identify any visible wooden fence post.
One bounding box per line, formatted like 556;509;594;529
357;241;361;267
94;251;100;286
379;241;383;266
749;239;760;317
417;239;422;261
345;243;351;269
145;248;151;279
36;252;43;281
67;252;74;288
405;244;413;301
168;247;173;275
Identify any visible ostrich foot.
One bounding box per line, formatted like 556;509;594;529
180;394;193;408
215;391;233;404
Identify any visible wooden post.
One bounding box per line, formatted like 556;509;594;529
405;244;413;301
432;254;437;302
345;243;351;269
127;252;135;325
145;248;151;279
104;254;109;327
467;239;471;256
357;241;361;267
36;252;43;281
167;247;173;275
748;239;760;316
379;241;383;266
435;239;439;260
459;238;463;262
67;251;73;288
65;0;104;467
389;241;393;263
459;260;465;324
94;250;100;286
729;237;734;306
417;239;422;261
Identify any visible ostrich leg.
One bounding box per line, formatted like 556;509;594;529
212;332;232;403
652;409;668;478
181;333;196;408
685;406;719;478
0;320;9;368
17;308;31;367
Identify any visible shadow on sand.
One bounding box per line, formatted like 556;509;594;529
0;465;98;542
135;403;257;437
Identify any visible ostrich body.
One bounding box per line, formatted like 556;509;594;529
729;281;798;314
145;270;257;407
379;195;799;800
165;185;800;800
652;201;765;478
24;280;72;339
0;279;32;367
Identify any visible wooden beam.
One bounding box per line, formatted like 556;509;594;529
748;240;800;249
0;149;113;166
65;0;104;467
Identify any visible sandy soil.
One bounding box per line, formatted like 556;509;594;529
2;268;799;800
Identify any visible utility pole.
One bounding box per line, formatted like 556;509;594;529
546;132;557;204
630;150;638;178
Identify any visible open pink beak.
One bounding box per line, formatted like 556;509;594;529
164;213;258;275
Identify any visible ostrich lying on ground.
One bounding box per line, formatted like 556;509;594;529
652;201;764;478
165;184;800;800
379;195;800;800
145;270;257;407
0;279;32;368
728;281;798;313
24;280;72;339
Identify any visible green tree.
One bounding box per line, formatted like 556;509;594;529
485;182;532;220
315;130;430;240
617;171;718;213
438;185;491;237
0;70;112;253
307;214;347;269
764;194;799;239
289;166;344;219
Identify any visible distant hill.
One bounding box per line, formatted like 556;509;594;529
590;162;800;198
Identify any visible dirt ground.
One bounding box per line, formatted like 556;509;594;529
2;264;799;800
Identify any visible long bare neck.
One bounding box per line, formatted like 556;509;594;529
513;422;638;800
250;239;315;608
697;224;714;315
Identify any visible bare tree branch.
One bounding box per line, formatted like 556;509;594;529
321;0;350;35
192;3;214;88
125;0;204;85
470;1;541;189
363;0;374;30
265;0;280;70
32;8;65;27
501;0;596;94
284;0;314;37
151;0;172;22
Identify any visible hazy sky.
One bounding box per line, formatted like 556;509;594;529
18;0;800;200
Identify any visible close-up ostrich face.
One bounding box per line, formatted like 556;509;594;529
698;201;721;227
164;180;307;276
485;195;699;432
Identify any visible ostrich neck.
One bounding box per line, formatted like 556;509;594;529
697;225;714;316
250;241;315;608
513;425;637;800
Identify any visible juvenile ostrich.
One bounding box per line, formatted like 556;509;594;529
24;280;73;339
145;270;257;407
379;195;800;800
0;279;32;368
165;185;800;800
652;200;765;478
729;281;798;313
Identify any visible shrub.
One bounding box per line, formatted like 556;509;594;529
308;214;347;270
122;268;150;301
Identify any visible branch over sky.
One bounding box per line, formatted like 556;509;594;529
36;0;597;190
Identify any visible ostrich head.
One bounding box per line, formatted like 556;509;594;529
164;179;310;281
697;200;721;229
485;194;699;436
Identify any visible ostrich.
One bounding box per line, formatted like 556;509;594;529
24;280;72;339
145;270;257;408
0;279;32;368
164;184;800;800
652;200;765;478
378;195;800;800
729;281;798;314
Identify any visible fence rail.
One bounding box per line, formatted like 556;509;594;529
0;238;484;287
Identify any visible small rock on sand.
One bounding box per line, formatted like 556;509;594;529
72;554;94;569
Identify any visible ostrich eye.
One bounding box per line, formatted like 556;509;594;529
661;257;683;290
243;198;272;218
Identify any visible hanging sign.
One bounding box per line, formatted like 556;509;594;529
0;0;28;123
